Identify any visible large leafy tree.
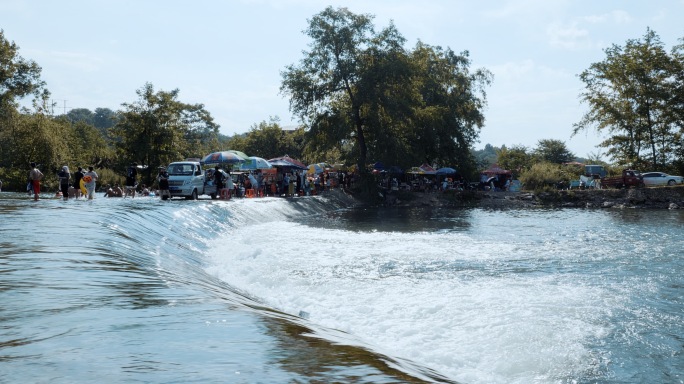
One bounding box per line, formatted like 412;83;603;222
0;30;45;109
110;83;219;182
281;7;491;179
408;42;491;176
532;139;576;164
281;6;385;173
573;28;680;168
0;30;55;184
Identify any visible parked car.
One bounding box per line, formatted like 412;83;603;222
641;172;684;186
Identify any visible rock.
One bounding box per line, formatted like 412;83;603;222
669;203;679;209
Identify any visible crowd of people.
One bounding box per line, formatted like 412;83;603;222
25;162;99;201
19;160;357;201
207;167;355;198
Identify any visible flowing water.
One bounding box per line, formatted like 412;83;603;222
0;191;682;383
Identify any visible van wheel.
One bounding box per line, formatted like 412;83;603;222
210;193;217;199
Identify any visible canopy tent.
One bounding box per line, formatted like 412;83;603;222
419;163;436;174
409;163;437;175
268;155;307;170
482;164;511;175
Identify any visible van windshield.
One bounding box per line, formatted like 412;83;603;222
167;164;195;176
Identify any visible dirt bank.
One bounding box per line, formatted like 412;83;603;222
383;186;684;209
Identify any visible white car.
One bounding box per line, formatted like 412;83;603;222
641;172;684;186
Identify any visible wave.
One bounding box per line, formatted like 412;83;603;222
86;191;453;382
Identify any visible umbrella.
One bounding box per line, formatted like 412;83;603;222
227;150;250;159
436;167;458;175
268;155;307;170
201;151;247;165
307;163;325;174
408;167;425;174
307;162;334;174
239;156;273;171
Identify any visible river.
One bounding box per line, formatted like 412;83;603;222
1;191;682;383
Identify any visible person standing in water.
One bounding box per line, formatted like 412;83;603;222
57;166;71;200
29;162;44;201
157;167;171;200
73;166;84;198
125;162;138;198
83;166;98;200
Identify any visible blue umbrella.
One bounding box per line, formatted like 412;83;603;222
268;156;308;170
239;156;273;170
436;167;458;175
201;151;247;165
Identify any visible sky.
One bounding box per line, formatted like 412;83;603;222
2;0;683;159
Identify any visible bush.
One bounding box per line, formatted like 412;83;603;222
519;162;577;191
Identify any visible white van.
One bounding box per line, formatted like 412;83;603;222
166;160;205;199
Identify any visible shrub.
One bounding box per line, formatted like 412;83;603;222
519;162;577;191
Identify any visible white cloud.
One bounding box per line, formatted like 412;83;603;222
546;21;592;50
583;10;632;24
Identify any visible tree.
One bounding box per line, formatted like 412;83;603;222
110;83;219;183
472;144;499;169
281;7;491;179
0;29;47;181
532;139;575;164
573;28;680;168
66;108;95;125
241;117;305;160
408;42;491;176
0;30;45;109
496;145;532;178
281;6;386;173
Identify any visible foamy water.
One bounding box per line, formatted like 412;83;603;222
206;206;684;383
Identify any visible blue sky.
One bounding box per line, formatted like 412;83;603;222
2;0;683;159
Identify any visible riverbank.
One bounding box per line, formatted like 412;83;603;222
381;185;684;209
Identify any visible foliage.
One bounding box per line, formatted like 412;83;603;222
0;29;45;108
241;117;305;160
109;83;219;185
66;107;119;139
281;6;491;179
496;145;533;178
472;144;498;170
518;162;578;191
532;139;576;164
281;6;388;173
574;28;683;169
